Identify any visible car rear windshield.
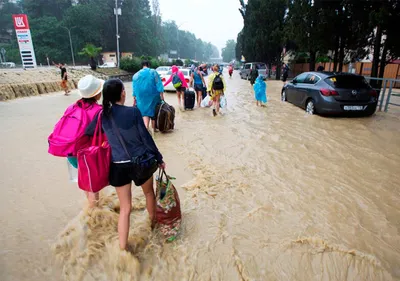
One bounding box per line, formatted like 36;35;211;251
325;75;370;89
256;63;266;69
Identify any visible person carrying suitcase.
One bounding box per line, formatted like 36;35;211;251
163;65;188;110
132;61;165;134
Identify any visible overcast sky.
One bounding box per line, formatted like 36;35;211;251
157;0;244;55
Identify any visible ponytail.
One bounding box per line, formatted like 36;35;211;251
102;98;112;116
101;79;124;117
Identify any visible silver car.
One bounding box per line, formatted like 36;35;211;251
240;62;267;79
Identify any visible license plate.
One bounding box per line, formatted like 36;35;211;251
344;105;364;111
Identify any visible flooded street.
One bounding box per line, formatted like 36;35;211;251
1;71;400;280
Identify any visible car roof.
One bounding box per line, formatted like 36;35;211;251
304;71;363;78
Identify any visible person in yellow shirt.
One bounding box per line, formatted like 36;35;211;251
207;65;226;116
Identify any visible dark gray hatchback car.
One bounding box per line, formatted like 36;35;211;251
281;72;378;116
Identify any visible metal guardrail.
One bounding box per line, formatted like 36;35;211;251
364;77;400;112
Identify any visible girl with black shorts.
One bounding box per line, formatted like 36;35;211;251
86;79;166;250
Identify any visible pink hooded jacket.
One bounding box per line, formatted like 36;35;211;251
163;65;188;88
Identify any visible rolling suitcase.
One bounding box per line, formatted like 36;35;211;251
155;102;175;133
184;88;195;110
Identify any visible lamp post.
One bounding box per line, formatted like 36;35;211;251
62;26;76;66
114;0;121;68
176;22;187;59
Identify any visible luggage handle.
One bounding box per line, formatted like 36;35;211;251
158;168;175;199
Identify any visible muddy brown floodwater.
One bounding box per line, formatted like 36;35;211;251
0;71;399;281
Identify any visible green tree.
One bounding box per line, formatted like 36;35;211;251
285;0;329;71
222;40;236;62
0;0;22;38
369;0;400;86
78;44;102;58
1;0;219;66
79;43;102;70
241;0;287;77
211;45;220;58
29;16;69;64
236;31;244;61
21;0;72;20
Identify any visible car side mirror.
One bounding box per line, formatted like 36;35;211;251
292;79;297;84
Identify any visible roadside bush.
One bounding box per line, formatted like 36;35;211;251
120;56;176;72
119;57;142;73
173;59;183;66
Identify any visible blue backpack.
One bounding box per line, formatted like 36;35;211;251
172;73;182;89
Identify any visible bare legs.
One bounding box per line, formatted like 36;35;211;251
176;91;183;108
196;91;202;107
115;182;132;250
215;94;221;114
115;176;156;250
143;116;150;129
85;191;99;208
141;176;156;226
142;117;156;135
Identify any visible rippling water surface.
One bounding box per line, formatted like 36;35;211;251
0;71;399;280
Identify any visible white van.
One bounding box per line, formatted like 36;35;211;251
240;62;267;80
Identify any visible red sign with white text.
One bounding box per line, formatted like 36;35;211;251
12;14;30;30
12;14;37;68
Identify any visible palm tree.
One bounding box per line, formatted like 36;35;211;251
79;43;102;70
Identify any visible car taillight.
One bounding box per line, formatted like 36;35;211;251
370;89;377;97
185;78;189;83
162;78;166;82
320;88;338;96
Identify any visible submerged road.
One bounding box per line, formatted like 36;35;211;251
0;71;399;280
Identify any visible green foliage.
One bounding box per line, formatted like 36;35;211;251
119;57;142;73
0;0;220;65
160;21;217;61
238;0;400;75
173;59;183;66
0;43;21;64
78;44;102;58
222;40;236;63
119;56;170;73
0;0;21;36
240;0;287;64
29;16;69;63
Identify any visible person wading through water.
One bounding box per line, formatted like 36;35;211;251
190;66;207;108
163;65;188;110
249;64;258;86
132;61;165;135
85;79;166;250
207;65;226;116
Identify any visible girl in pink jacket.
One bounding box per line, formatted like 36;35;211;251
164;65;188;109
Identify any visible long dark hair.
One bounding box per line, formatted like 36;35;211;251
102;79;124;116
77;97;97;108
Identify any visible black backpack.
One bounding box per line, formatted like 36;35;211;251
212;74;224;90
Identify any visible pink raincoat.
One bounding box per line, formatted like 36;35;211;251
163;65;189;88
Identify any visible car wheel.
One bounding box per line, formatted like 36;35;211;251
281;90;287;101
364;105;377;117
306;99;316;115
